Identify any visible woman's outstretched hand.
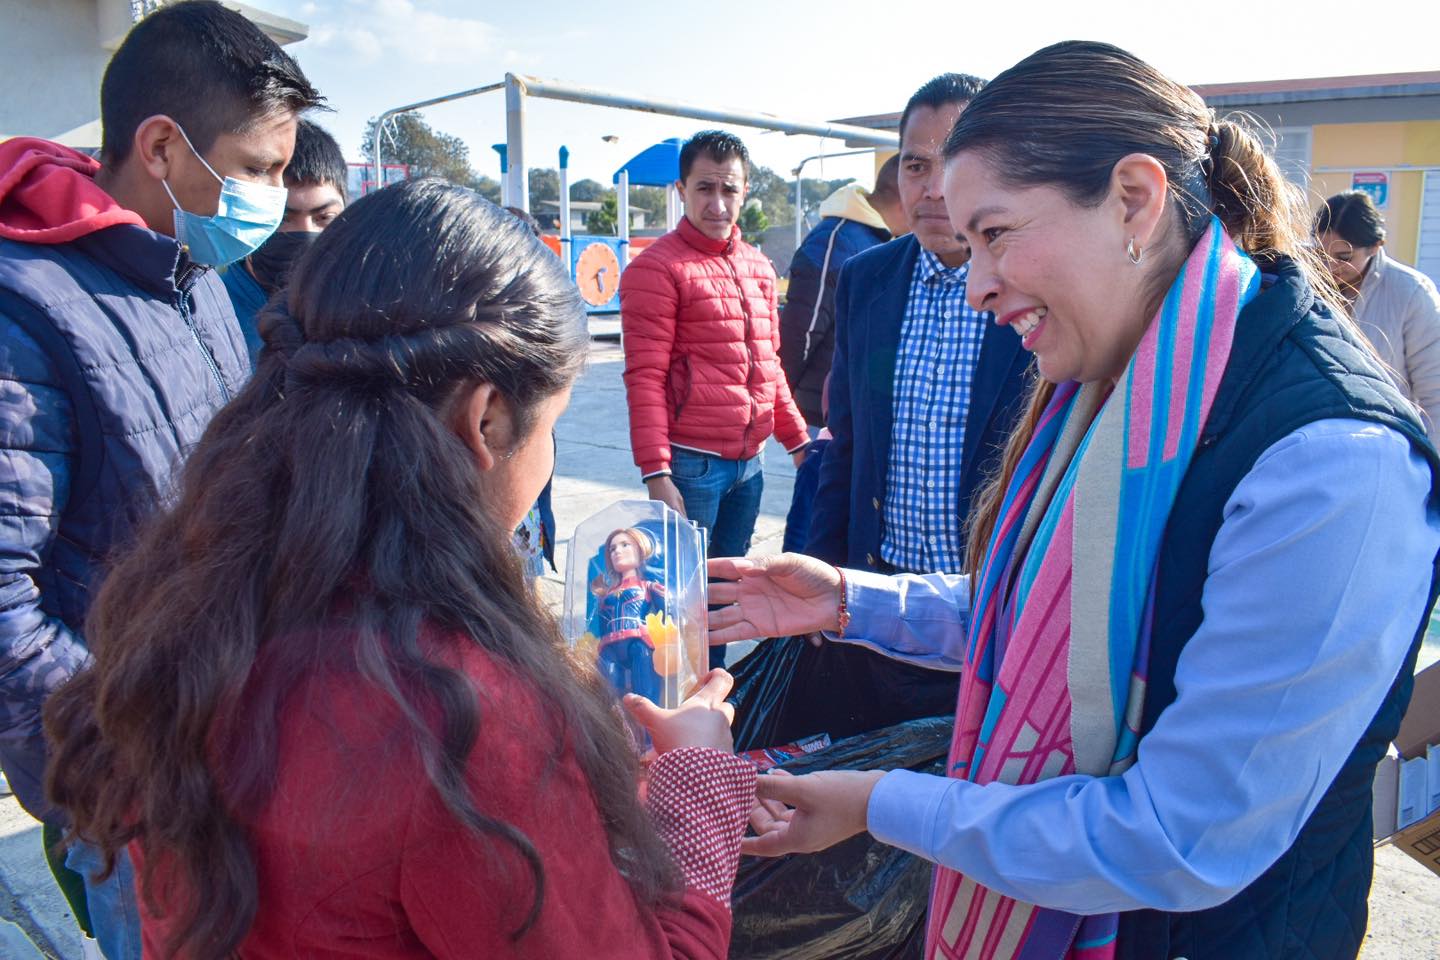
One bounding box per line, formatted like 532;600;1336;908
742;768;887;857
623;668;736;755
707;554;844;645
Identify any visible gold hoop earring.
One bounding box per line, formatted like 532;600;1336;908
1126;237;1143;265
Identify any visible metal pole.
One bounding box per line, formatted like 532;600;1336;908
666;184;680;231
618;170;631;266
505;74;528;213
372;80;507;197
559;145;572;277
791;148;877;250
513;75;898;148
794;170;804;251
492;145;509;207
373;116;385;196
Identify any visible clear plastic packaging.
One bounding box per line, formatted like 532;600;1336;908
563;500;708;711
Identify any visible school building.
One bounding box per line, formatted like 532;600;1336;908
0;0;308;151
836;71;1440;287
1196;71;1440;286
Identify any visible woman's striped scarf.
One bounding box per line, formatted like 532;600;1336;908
926;219;1259;960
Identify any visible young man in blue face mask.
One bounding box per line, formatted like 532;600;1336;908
221;118;349;363
0;2;320;956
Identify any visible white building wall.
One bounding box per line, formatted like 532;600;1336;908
0;0;306;150
0;0;111;143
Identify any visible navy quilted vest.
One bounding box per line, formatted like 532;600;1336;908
0;223;250;631
1115;259;1440;959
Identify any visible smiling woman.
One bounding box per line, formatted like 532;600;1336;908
709;39;1440;960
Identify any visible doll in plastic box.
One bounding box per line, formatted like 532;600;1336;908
587;527;668;701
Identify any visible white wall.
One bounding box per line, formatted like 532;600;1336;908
0;0;109;144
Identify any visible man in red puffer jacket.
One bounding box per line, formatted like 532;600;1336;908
620;131;809;666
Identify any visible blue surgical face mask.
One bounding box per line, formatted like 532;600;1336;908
160;123;287;267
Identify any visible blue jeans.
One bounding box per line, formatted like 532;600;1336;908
670;448;764;669
65;842;141;960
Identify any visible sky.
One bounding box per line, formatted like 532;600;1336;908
263;0;1440;192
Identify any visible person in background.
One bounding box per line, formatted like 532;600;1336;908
620;130;810;668
778;157;905;554
1315;190;1440;445
791;74;1031;739
45;180;756;960
780;153;907;430
221;117;348;363
0;3;320;956
714;40;1439;960
503;204;558;584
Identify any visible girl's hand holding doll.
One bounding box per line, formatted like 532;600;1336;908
623;668;735;754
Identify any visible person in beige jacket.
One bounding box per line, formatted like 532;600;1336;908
1317;190;1440;445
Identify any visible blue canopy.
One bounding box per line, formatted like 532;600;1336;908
613;138;683;187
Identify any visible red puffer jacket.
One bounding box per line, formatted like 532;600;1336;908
620;218;809;478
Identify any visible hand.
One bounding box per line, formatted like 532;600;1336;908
623;669;735;754
791;448;808;468
748;768;796;836
706;554;843;645
645;475;686;517
741;768;887;857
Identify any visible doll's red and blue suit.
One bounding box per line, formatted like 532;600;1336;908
591;578;666;701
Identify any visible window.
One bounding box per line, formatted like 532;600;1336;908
1271;126;1313;190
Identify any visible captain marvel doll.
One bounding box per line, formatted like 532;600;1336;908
587;527;667;701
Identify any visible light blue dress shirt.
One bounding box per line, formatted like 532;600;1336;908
834;419;1439;914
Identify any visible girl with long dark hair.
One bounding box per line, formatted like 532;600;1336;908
44;178;756;959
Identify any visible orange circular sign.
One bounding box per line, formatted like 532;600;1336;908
576;242;621;306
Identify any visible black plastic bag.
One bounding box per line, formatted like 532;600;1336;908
728;635;808;752
727;712;952;960
729;636;960;750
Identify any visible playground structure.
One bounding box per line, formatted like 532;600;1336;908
370;74;899;314
346;161;411;199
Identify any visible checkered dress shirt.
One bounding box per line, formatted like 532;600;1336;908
881;249;989;574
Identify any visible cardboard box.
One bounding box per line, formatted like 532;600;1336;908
1392;810;1440;876
1376;660;1440;877
1395;658;1440;760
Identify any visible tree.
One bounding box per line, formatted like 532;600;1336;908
572;178;609;202
360;112;501;203
471;176;502;205
746;165;795;227
632;185;667;227
802;176;858;210
587;193;618;235
528;168;560;212
739;202;769;246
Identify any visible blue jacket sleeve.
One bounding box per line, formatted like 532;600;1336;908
803;260;857;565
0;315;90;797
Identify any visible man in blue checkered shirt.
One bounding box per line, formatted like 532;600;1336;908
883;242;988;572
790;74;1032;738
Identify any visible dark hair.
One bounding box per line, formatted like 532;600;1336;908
1315;191;1386;248
45;179;676;958
100;0;323;166
504;205;543;237
679;130;749;182
941;41;1347;578
898;73;987;143
284;118;348;199
871;154;901;204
